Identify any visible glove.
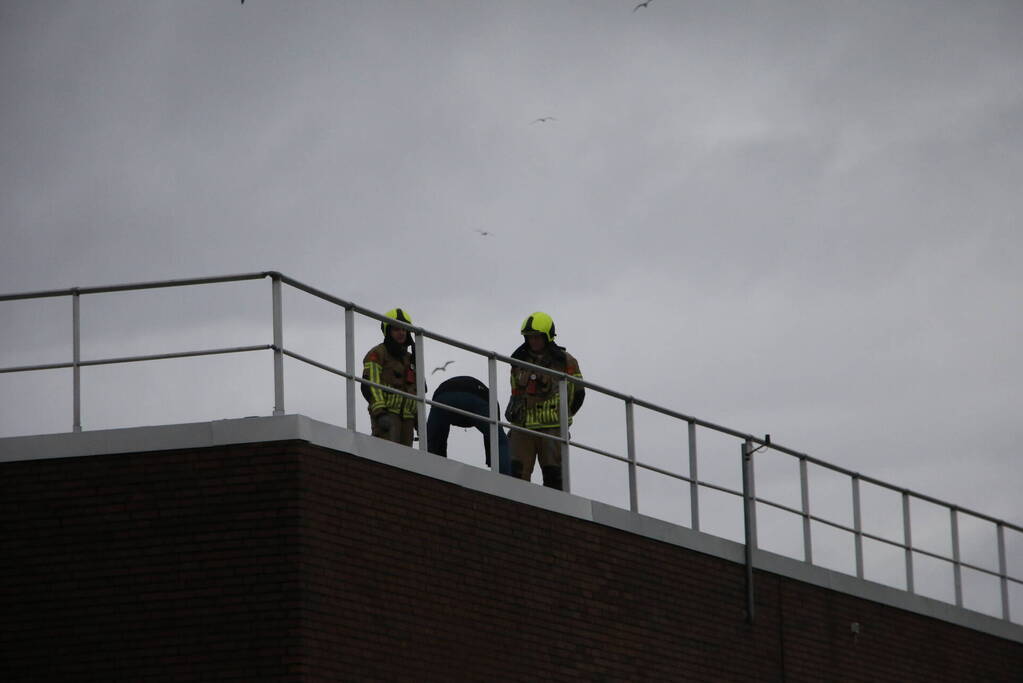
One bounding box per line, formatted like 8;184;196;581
505;396;525;425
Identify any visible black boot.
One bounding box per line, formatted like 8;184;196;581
541;465;562;490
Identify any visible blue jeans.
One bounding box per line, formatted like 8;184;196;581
426;390;511;475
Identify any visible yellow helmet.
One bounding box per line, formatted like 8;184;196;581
381;308;413;335
520;312;556;342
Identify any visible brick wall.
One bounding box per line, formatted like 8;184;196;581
1;443;305;681
3;441;1021;681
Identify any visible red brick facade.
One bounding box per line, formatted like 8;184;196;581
2;441;1021;681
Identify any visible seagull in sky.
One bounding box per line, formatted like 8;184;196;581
431;361;455;375
530;117;557;124
633;0;653;11
474;229;494;237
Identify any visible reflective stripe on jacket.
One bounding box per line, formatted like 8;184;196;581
509;345;583;430
363;343;417;418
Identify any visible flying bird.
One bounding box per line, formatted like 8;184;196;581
530;117;557;124
633;0;653;11
431;361;455;375
474;229;494;237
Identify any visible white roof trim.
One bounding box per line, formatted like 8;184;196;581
3;414;1021;644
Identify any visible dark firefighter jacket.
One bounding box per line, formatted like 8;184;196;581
508;342;584;430
362;341;417;419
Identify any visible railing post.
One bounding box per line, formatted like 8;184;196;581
741;438;756;623
559;378;571;493
748;441;758;549
688;421;699;531
998;523;1010;621
800;457;812;564
414;330;428;453
625;399;638;513
852;475;864;579
72;289;82;433
903;492;915;593
345;307;356;430
951;507;963;608
488;355;500;473
271;275;284;416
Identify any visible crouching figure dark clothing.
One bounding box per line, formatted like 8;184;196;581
427;375;511;475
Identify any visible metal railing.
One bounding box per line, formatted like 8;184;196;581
1;271;1020;625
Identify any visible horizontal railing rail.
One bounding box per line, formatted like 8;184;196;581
0;272;270;303
1;271;1019;625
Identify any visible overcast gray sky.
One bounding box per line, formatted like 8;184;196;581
2;1;1021;617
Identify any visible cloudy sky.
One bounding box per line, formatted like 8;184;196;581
2;1;1021;617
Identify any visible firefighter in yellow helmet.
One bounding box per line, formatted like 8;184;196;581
505;312;584;490
362;308;418;446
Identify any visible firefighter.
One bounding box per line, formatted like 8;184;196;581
362;308;418;447
506;312;584;490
